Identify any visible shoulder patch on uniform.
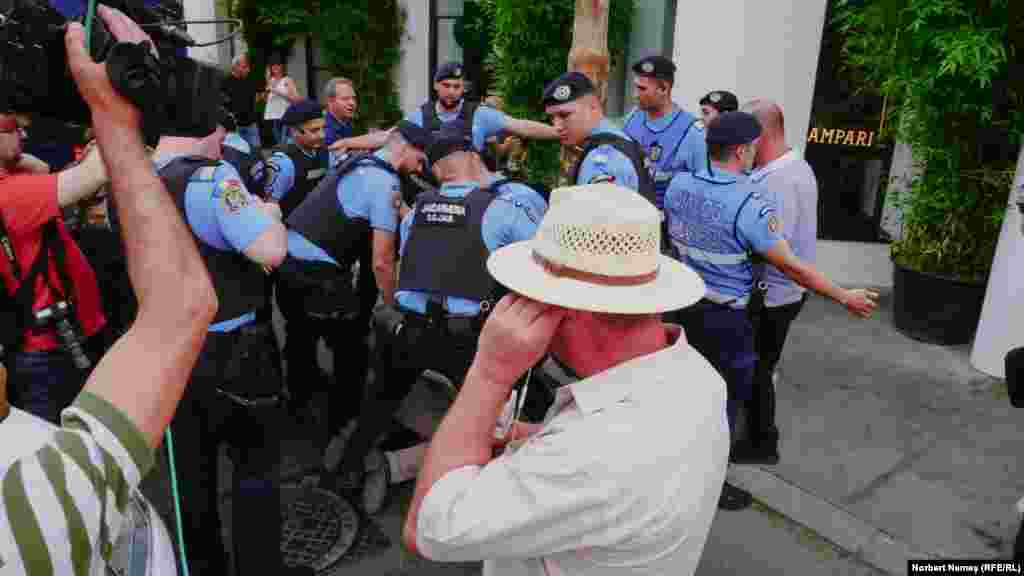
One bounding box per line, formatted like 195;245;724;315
768;214;781;234
217;179;251;213
192;166;217;182
590;174;616;184
758;205;773;218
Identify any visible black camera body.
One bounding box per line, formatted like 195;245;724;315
0;0;225;142
33;299;91;370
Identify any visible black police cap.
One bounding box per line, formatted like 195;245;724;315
281;100;323;127
542;72;595;107
632;55;676;83
705;111;763;146
434;61;465;83
395;120;433;150
426;120;475;165
699;90;740;113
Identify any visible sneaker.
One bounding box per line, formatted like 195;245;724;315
718;482;753;510
729;438;780;465
362;450;391;515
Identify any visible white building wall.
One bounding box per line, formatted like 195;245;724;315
398;0;431;114
182;0;220;66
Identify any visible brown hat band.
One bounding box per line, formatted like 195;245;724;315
532;250;659;287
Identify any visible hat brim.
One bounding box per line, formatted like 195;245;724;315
487;241;705;314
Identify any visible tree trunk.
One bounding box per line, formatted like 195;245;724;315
560;0;611;185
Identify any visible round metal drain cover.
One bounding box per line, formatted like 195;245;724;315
281;481;361;572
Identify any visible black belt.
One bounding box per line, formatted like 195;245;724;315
403;311;482;335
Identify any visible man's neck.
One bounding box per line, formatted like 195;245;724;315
645;100;675;121
757;138;789;167
155;138;209;161
566;320;670;380
711;160;746;175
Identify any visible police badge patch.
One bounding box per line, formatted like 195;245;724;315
217;179;251;214
553;85;572;101
649;143;662;163
641;61;654;73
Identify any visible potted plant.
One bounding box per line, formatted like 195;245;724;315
835;0;1022;345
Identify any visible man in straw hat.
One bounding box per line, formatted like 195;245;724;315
403;183;728;575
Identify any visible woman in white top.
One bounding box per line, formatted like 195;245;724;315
263;62;302;145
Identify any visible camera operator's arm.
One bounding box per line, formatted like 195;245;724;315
65;6;217;447
57;142;108;208
15;153;50;174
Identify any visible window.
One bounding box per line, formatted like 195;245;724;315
429;0;491;100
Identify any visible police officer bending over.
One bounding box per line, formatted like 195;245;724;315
543;72;656;204
330;121;547;512
280;121;432;447
664;112;878;511
149;110;296;574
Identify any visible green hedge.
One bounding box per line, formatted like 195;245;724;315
234;0;405;133
472;0;636;185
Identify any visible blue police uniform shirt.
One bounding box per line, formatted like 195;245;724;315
664;165;784;307
256;146;329;202
223;131;252;154
287;149;402;264
395;178;546;316
405;100;509;153
623;106;706;210
154;154;274;332
575;119;641;191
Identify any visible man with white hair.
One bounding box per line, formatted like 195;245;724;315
403;183;729;575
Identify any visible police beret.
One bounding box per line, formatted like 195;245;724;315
434;61;465;83
426;120;474;165
395;120;433;150
542;72;595;107
699;90;739;113
705;111;762;146
632;55;676;82
281;100;324;126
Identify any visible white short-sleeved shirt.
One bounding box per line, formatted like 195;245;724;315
416;324;730;576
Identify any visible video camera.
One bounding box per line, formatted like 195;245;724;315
0;0;228;141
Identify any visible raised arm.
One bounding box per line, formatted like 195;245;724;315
65;6;217;448
503;116;559;141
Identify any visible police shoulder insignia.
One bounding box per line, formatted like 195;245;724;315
193;166;217;182
767;214;781;234
218;179;251;213
590;174;616;184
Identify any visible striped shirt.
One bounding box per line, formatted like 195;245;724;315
0;392;155;575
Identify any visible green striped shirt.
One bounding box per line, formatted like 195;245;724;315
0;392;154;575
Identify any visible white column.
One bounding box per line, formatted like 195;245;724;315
971;145;1024;378
182;0;219;66
671;0;828;150
397;0;430;114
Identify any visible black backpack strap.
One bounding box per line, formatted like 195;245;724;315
421;101;441;132
460;101;479;137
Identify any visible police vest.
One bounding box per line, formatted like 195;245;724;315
420;100;479;138
286;153;398;270
569;133;657;207
398;185;499;303
221;145;263;200
159;156;266;324
275;144;328;218
624;110;700;193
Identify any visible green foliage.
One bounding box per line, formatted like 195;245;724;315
472;0;636;186
233;0;405;132
834;0;1022;283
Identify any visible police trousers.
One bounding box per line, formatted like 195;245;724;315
169;324;284;575
748;294;806;444
339;313;479;477
671;300;757;433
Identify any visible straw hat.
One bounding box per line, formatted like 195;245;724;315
487;183;705;314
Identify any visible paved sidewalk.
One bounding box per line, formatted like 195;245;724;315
727;290;1023;574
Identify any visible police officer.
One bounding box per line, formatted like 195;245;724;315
699;90;739;129
542;72;656;204
220;108;265;199
260;100;330;217
624;55;706;212
149;114;299;574
664;112;878;510
330;61;558;156
279;121;432;448
329;121;547;511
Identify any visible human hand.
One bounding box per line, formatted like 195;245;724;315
493;421;542;454
65;5;156;125
328;139;348;152
841;288;879;318
257;199;283;221
471;294;566;390
15;153;50;175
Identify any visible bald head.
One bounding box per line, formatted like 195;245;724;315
743;99;785;140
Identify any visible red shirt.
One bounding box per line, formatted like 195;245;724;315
0;173;106;352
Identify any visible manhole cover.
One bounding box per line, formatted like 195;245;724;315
281;481;361;572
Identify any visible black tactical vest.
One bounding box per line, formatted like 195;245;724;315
569;133;657;207
398;185;498;303
420;100;478;137
159;156;266;325
276;144;328;218
221;144;263;200
286;153;398;270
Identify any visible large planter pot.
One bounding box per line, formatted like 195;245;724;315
892;262;986;345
